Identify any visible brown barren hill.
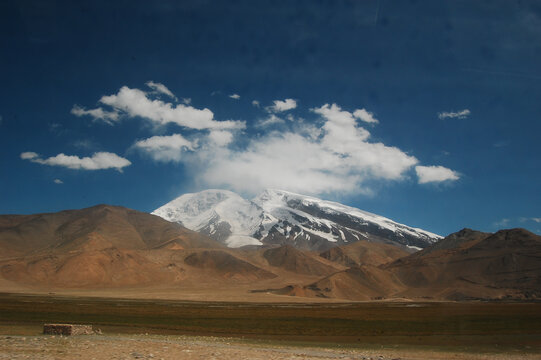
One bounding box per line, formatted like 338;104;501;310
0;204;222;257
320;240;409;267
0;205;221;289
386;228;541;300
183;250;277;281
263;245;339;276
0;247;178;287
301;265;406;300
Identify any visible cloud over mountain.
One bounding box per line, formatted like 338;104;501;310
30;82;460;196
200;103;420;195
133;134;195;163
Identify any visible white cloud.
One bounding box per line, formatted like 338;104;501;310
438;109;471;120
198;103;419;195
312;103;371;151
20;152;39;160
99;86;244;130
208;130;233;147
257;114;285;127
494;218;511;228
520;217;541;224
71;105;120;125
252;100;260;107
53;179;63;184
182;98;192;105
72;139;98;150
353;108;379;124
21;151;131;171
146;81;177;100
229;94;240;99
267;98;297;113
415;165;460;184
133;134;194;163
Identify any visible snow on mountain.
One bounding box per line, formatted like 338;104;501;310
153;189;442;250
152;189;263;247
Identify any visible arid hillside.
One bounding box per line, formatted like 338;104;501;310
0;205;540;302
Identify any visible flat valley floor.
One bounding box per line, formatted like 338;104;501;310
2;333;541;360
0;293;540;359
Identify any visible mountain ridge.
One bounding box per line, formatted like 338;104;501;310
153;188;442;251
0;204;540;301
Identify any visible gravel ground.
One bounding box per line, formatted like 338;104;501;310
1;334;540;360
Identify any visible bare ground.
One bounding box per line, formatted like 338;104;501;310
0;333;539;360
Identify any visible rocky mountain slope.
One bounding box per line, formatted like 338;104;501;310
385;228;541;300
1;204;539;302
271;228;541;301
153;189;442;251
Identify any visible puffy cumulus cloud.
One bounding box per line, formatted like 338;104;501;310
133;134;195;163
415;165;460;184
53;179;63;184
353;108;379;124
21;151;131;171
208;130;233;147
201;133;360;195
229;94;240;99
198;103;419;195
313;103;371;151
71;105;120;125
81;86;244;130
267;98;297;113
252;100;260;107
145;81;177;100
100;87;235;129
438;109;471;120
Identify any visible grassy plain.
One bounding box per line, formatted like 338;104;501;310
0;292;540;354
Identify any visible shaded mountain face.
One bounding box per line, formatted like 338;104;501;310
264;228;541;301
385;228;541;300
319;240;410;267
153;189;442;251
183;250;277;281
413;228;491;256
262;245;338;276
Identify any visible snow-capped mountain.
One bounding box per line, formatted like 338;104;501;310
152;189;442;250
151;190;264;247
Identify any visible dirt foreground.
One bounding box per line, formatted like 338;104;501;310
1;333;539;360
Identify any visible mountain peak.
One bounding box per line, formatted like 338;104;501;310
152;189;263;248
153;189;442;250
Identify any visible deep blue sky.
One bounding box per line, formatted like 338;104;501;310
1;0;540;236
